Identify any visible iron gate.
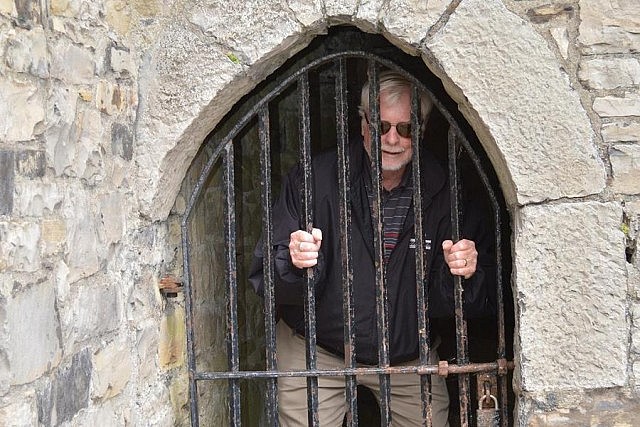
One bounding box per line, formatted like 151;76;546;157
180;51;513;426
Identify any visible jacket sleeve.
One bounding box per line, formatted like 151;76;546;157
248;164;326;306
428;199;497;319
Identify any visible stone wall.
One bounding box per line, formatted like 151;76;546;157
0;0;638;425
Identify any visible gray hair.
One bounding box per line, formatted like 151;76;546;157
358;70;433;134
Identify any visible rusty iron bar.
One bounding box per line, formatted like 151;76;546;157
158;276;183;297
367;60;392;426
410;83;434;427
258;106;280;425
195;359;515;380
334;58;359;427
298;72;320;427
223;143;242;426
448;127;471;427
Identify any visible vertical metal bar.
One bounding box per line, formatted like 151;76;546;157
335;58;358;427
223;142;241;426
410;85;432;427
258;106;279;425
182;222;200;427
367;60;392;426
298;72;319;427
448;128;470;427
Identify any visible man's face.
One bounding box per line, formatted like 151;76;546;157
361;88;413;174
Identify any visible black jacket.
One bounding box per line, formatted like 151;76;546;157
249;141;494;364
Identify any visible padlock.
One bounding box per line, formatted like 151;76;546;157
476;393;499;427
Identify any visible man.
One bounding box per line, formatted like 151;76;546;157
250;70;492;426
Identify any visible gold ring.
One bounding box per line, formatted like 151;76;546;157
463;259;468;267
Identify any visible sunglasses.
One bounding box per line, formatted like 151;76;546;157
365;115;413;138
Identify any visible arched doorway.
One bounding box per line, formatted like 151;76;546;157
177;26;514;426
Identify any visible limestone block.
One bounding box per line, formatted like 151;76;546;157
50;39;95;85
0;220;40;272
632;302;640;355
0;0;16;15
96;80;137;117
550;27;569;60
136;325;159;381
0;391;37;426
7;281;61;385
610;145;640;195
37;349;92;426
579;57;640;90
111;123;133;160
593;95;640;117
92;340;132;400
105;0;132;36
579;0;640;54
515;201;627;390
16;150;45;178
60;280;122;345
601;120;640;143
99;193;125;245
158;304;185;369
0;79;45;142
426;0;605;206
4;27;48;77
324;0;357;20
0;151;14;216
41;220;66;255
286;0;324;28
64;199;101;282
14;182;63;217
110;46;137;76
379;0;449;47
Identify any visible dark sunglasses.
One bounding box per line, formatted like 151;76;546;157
365;115;413;138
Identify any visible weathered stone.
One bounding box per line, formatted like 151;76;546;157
50;40;95;85
593;95;640;117
0;220;40;272
60;279;121;344
37;349;92;426
0;79;45;142
105;0;132;36
158;304;185;369
110;46;136;76
426;0;606;205
379;0;448;47
601;120;640;143
0;391;38;426
0;0;16;15
63;194;101;281
111;123;133;160
136;325;159;381
16;150;45;177
14;182;62;217
286;0;324;28
632;301;640;355
610;144;640;194
4;27;48;77
579;57;640;90
41;219;66;254
0;151;15;215
92;340;132;400
515;201;627;390
579;0;640;54
550;27;569;60
527;3;574;23
7;280;61;385
14;0;39;28
96;80;136;116
99;192;124;244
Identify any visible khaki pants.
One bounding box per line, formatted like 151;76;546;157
276;321;450;426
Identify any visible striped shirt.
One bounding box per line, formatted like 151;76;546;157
366;171;413;263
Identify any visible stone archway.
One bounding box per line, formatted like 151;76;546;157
136;0;624;423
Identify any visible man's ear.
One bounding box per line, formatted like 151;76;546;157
361;117;368;138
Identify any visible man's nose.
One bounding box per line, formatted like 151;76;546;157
384;126;400;145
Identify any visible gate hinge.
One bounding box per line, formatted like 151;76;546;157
159;276;184;298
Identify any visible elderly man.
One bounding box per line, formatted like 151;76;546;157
250;70;492;426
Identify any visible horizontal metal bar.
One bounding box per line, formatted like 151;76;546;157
194;360;515;380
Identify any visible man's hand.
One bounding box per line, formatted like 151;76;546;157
442;239;477;279
289;228;323;269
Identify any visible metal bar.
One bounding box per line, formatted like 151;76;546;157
335;58;358;427
258;106;279;426
367;60;392;426
223;142;241;426
410;84;433;427
182;221;200;427
448;128;470;427
194;360;515;380
298;72;319;427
